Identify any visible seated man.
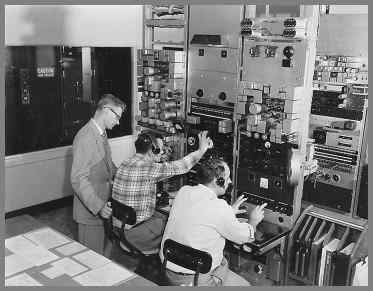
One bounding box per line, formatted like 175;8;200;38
111;130;213;252
160;157;267;286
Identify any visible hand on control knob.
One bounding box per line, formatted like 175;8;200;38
198;130;213;152
248;203;267;228
232;195;248;215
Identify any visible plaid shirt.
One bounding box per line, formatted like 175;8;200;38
112;152;200;223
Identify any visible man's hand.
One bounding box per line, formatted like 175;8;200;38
198;130;213;152
99;202;112;219
232;195;248;215
248;203;267;228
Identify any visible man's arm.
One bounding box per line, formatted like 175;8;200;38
149;130;213;181
71;135;106;216
212;202;257;245
216;202;266;245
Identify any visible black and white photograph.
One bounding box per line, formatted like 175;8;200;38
3;3;368;287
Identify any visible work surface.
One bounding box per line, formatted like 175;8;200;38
4;215;157;286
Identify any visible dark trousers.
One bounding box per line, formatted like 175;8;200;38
78;223;112;257
124;211;168;252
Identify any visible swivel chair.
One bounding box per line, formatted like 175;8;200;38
104;198;160;279
161;239;212;286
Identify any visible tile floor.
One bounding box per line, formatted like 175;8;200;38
16;201;299;286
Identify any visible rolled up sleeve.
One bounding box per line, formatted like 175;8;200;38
215;204;255;245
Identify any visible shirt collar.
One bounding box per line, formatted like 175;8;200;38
198;184;218;200
91;118;105;136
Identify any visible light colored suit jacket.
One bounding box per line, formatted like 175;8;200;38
71;119;117;225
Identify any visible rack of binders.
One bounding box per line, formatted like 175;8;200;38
284;205;368;286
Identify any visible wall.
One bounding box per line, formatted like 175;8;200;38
317;14;368;56
188;5;243;48
5;5;142;212
5;5;143;47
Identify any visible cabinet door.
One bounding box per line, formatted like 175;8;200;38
60;46;92;145
91;47;132;138
5;46;62;155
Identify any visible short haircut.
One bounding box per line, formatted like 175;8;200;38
135;131;163;154
197;157;227;185
96;93;126;112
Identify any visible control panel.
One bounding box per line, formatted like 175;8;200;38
235;15;317;228
137;49;186;132
185;40;239;203
137;49;187;199
304;52;368;214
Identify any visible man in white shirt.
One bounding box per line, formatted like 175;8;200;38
160;157;267;286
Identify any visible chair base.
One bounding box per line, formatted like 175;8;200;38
135;254;163;284
119;241;159;255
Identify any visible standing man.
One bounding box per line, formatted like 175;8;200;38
160;157;267;286
111;130;213;253
71;93;126;255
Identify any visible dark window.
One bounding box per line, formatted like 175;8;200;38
5;46;132;156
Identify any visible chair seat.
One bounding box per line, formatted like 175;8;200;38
119;241;159;255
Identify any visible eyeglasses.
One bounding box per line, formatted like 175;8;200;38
104;107;122;121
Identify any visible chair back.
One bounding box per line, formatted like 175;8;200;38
162;239;212;286
111;198;137;225
104;198;137;246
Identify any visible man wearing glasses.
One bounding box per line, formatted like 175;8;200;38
71;93;126;256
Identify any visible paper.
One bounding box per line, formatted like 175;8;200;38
73;250;111;269
41;266;65;279
55;241;87;256
23;227;71;249
5;273;43;286
5;254;35;278
318;238;340;286
19;246;60;266
352;257;368;286
42;258;88;278
5;235;38;254
52;258;88;276
259;177;269;189
72;262;135;286
5;233;60;266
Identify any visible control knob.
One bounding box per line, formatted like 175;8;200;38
283;46;294;59
218;92;227;101
196;89;204;97
249;103;265;114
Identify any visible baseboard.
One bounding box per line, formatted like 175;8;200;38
5;196;74;219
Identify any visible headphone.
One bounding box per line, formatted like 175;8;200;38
210;157;227;188
216;176;226;188
137;132;161;155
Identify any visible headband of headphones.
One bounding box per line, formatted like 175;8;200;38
200;156;227;188
138;132;161;155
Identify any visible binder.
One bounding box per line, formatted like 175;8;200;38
293;215;313;276
300;217;319;277
318;237;340;286
315;222;336;284
307;220;327;282
327;228;350;285
316;223;337;286
330;242;355;286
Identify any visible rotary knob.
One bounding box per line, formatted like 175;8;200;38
283;46;294;59
218;92;227;101
196;89;204;97
188;136;196;146
249;103;262;114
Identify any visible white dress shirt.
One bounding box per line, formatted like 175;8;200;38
160;184;255;274
91;118;104;136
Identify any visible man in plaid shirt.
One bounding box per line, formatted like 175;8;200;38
111;130;213;252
